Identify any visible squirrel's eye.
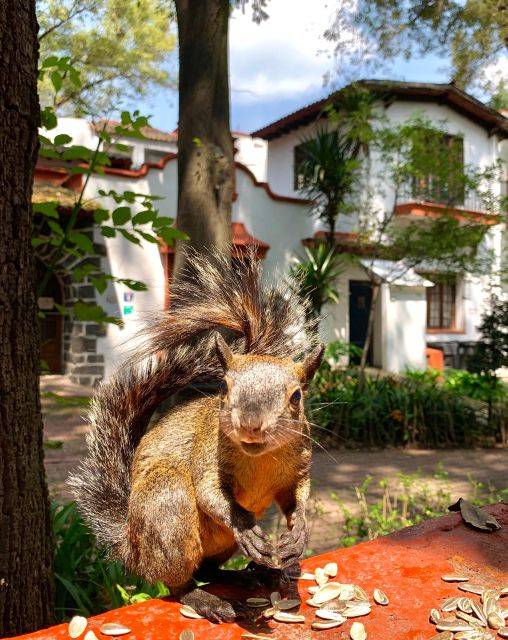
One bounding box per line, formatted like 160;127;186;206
290;389;302;405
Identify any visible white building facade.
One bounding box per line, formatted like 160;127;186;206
35;81;508;384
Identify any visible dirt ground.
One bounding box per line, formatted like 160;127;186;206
42;375;508;555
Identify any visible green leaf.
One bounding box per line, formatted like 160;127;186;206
112;207;131;225
93;208;109;224
115;143;130;152
38;148;62;159
91;275;110;294
54;134;73;146
31;237;47;248
69;67;82;88
152;216;174;228
101;226;116;238
47;219;64;237
51;70;63;92
137;230;160;244
132;210;155;225
158;227;188;244
41;107;57;130
42;55;60;68
39;135;52;145
33;202;59;218
116;584;130;604
69;231;94;254
120;279;147;291
63;146;91;161
130;593;152;604
121;111;131;125
68;166;90;175
73;301;122;325
119;229;141;245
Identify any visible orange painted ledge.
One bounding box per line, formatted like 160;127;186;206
13;502;508;640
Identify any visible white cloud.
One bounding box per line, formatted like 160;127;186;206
229;0;337;104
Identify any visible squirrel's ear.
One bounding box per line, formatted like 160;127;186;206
301;343;325;389
214;332;234;371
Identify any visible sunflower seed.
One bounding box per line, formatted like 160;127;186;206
501;607;508;619
482;589;500;604
436;619;476;632
429;633;453;640
313;582;344;605
343;604;371;618
487;612;504;629
273;611;305;623
99;623;132;636
354;586;369;601
84;632;98;640
312;620;344;630
458;597;473;613
456;610;485;627
275;599;301;611
241;635;272;639
69;616;88;639
441;597;460;612
459;584;485;595
306;598;320;607
349;599;370;607
340;584;357;601
373;588;389;606
324;562;338;578
321;599;347;612
471;601;488;625
315;567;328;586
270;591;281;606
350;621;367;640
246;597;270;607
300;572;316;580
180;605;204;620
308;585;319;594
262;607;277;619
442;575;470;582
430;608;441;624
315;610;347;622
179;631;195;640
454;632;484;640
498;628;508;638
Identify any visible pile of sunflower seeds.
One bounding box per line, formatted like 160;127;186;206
429;574;508;639
179;562;389;638
67;615;131;639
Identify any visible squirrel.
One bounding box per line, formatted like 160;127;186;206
69;250;324;623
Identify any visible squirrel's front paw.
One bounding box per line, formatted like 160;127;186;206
233;524;277;568
278;516;308;569
181;589;236;623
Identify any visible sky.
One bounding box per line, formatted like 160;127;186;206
134;0;458;135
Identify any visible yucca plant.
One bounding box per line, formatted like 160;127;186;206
290;243;349;320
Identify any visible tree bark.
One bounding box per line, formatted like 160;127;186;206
0;1;54;635
174;0;233;279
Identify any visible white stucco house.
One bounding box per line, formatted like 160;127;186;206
34;80;508;384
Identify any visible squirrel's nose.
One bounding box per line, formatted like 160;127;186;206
241;412;265;433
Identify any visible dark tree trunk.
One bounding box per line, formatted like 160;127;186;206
359;280;380;380
174;0;233;279
0;1;54;635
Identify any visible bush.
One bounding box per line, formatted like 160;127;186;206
308;344;507;447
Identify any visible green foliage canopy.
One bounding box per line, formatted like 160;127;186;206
37;0;176;114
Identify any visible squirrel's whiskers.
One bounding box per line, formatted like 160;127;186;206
68;248;324;624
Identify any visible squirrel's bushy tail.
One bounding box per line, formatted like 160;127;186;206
68;249;317;555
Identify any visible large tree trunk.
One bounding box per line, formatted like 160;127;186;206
0;1;54;635
358;280;380;380
174;0;233;279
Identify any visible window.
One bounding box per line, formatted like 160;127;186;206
293;142;308;190
411;130;465;207
426;276;457;330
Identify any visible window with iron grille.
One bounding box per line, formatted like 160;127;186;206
426;276;457;330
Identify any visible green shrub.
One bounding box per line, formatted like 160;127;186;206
308;349;507;447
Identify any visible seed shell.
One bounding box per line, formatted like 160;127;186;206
315;610;346;622
459;584;485;595
354;586;369;601
373;588;389;605
180;605;205;620
441;597;459;612
312;620;343;630
324;562;338;577
430;608;441;623
487;612;504;629
84;632;98;640
242;635;272;639
436;619;476;632
471;601;488;625
300;572;316;580
321;599;347;612
350;621;367;640
308;585;319;594
275;599;301;611
313;582;344;605
273;611;305;623
179;631;195;640
306;598;319;607
99;623;132;637
458;597;473;613
270;592;281;606
456;610;485;627
246;597;270;607
498;628;508;638
429;633;453;640
343;604;371;618
262;607;277;619
69;616;88;639
442;574;470;582
314;567;328;586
